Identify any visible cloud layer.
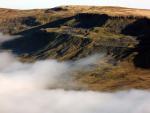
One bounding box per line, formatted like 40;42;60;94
0;33;18;43
0;51;149;113
0;51;102;92
0;89;150;113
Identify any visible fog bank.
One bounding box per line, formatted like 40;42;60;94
0;90;150;113
0;52;103;92
0;51;149;113
0;33;19;43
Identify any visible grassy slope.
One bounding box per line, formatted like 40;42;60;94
0;6;150;91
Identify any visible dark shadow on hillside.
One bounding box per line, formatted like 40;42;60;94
74;13;109;28
0;16;74;54
15;13;109;35
22;16;41;27
0;13;109;55
15;16;74;35
45;7;68;12
0;31;57;55
122;18;150;68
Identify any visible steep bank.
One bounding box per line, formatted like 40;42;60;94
0;6;150;91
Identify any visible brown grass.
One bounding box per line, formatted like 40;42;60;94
0;5;150;21
73;61;150;91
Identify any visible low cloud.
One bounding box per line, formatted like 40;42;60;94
0;33;19;43
0;52;104;92
0;90;150;113
0;51;149;113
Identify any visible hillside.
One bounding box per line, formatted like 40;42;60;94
0;6;150;91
